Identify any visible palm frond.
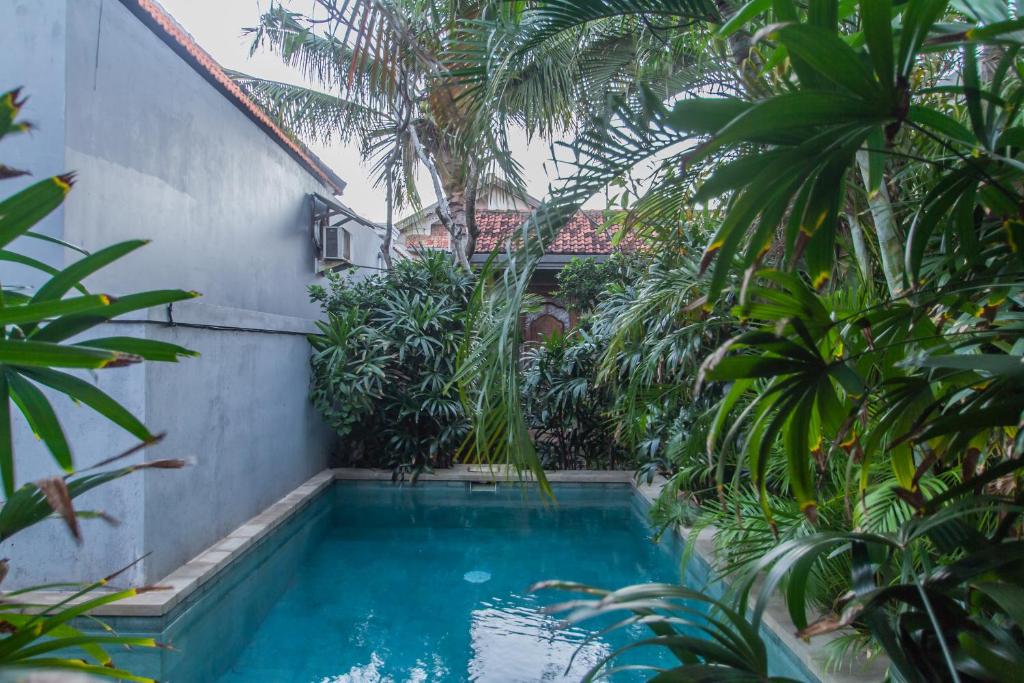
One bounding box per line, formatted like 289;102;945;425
456;90;698;490
228;71;389;146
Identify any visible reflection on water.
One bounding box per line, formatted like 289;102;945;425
318;652;448;682
467;595;611;682
309;596;610;683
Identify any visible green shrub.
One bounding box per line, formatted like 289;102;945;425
553;251;649;315
460;1;1024;678
521;328;631;470
308;252;472;473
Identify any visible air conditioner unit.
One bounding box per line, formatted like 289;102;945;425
322;224;352;262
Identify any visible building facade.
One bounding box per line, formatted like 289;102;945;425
401;180;631;343
0;0;381;587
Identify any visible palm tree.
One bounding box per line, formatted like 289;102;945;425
233;0;728;269
233;1;481;269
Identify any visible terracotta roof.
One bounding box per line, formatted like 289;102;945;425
406;210;636;255
476;210;635;254
119;0;346;194
406;227;452;250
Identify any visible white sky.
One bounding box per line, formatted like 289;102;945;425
157;0;580;222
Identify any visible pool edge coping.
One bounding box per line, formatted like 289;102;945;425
16;469;336;618
18;466;886;683
632;477;889;683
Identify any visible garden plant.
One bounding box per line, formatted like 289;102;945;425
450;1;1024;681
0;88;197;681
308;251;473;475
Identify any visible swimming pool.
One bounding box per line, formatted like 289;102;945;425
106;482;817;682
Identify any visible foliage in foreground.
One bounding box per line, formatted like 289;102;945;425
237;0;721;267
0;88;196;680
455;1;1024;681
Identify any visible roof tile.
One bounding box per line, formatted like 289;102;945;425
406;210;637;255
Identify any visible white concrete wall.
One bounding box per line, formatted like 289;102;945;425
0;0;68;290
0;0;350;585
399;183;537;240
139;303;330;581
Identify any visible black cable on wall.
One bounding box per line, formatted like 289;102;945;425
108;303;312;337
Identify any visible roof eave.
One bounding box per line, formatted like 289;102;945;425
119;0;347;195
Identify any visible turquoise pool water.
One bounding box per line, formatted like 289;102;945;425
109;482;816;682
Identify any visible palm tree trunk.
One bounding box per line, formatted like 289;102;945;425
381;171;395;271
408;123;472;270
464;159;481;259
446;188;472;267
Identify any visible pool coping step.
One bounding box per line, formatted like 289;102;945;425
15;469;336;619
333;464;636;483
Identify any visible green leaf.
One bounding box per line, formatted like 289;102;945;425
897;0;950;78
703;162;807;296
666;97;752;137
962;45;988;146
707;355;813;381
31;289;200;342
771;0;799;23
717;0;771;37
861;0;895;90
0;295;113;326
917;354;1024;376
784;393;818;517
31;240;148;304
0;340;129;369
807;0;839;31
0;657;155;683
0;250;88;293
75;337;198;362
0;464;163;542
972;581;1024;626
6;371;72;473
0;175;74;249
693;149;790;202
0;373;12;497
21;231;91;257
785;551;819;630
773;24;882;101
907;105;977;146
799;146;858;286
18;367;152;442
0;88;31;139
707;91;888;154
906;168;977;279
966;16;1024;41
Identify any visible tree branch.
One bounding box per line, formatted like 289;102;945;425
464;158;481;258
409;121;470;270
